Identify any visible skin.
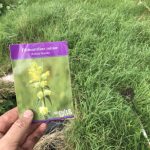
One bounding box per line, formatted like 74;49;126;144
0;107;47;150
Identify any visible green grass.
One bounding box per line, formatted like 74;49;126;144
0;0;150;149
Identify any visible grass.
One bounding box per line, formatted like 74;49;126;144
0;0;150;149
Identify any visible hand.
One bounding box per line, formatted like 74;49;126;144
0;107;47;150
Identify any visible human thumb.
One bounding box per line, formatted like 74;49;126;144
3;110;33;147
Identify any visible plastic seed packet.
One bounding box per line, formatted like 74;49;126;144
9;41;74;122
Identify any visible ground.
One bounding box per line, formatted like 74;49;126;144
0;0;150;149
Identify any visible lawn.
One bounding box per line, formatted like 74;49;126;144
0;0;150;149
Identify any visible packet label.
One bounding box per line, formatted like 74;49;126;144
10;41;73;122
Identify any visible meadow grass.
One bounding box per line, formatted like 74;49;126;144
0;0;150;149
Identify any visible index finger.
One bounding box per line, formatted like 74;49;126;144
0;107;18;133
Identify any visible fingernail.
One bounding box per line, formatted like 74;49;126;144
40;123;47;131
23;110;33;118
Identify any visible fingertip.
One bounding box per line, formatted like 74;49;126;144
23;110;33;119
39;123;47;132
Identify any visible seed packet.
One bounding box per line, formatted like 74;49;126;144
9;41;73;122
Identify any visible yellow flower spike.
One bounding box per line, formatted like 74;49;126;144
40;81;48;88
39;106;48;115
34;74;40;81
44;89;52;96
38;66;43;73
41;71;50;80
45;71;50;76
28;62;42;82
32;82;40;88
37;91;44;99
29;80;33;84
